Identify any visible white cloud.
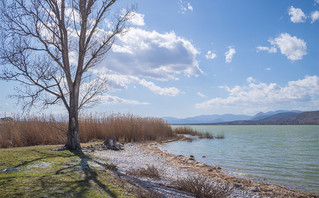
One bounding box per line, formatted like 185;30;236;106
99;27;202;81
246;77;257;83
139;79;180;96
106;74;181;96
225;46;236;63
256;46;277;53
195;75;319;109
265;67;271;71
205;50;217;60
128;11;145;26
197;92;207;98
258;33;307;61
187;3;193;11
315;0;319;4
100;95;149;105
270;33;307;61
311;10;319;23
179;0;194;13
288;6;307;23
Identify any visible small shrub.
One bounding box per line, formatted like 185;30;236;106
199;132;214;139
133;188;162;198
214;133;225;139
174;127;200;136
105;163;118;171
128;165;161;179
175;175;228;198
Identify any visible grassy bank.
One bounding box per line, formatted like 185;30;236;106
0;114;177;148
0;143;136;198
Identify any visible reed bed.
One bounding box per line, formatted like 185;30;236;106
173;127;219;139
0;114;176;148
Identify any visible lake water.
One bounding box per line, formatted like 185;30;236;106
159;125;319;193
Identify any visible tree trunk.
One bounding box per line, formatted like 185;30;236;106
65;90;81;150
65;113;81;150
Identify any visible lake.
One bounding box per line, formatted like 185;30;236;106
159;125;319;193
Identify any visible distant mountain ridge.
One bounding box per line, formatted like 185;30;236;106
162;114;251;125
163;110;319;125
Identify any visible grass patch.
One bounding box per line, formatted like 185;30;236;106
128;165;161;179
174;175;229;198
0;144;136;198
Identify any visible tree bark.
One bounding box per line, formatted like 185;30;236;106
65;88;81;150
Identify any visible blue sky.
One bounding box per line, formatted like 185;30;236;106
0;0;319;118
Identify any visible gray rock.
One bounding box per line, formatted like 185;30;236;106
3;167;18;172
248;186;260;192
26;162;51;169
103;136;123;150
233;183;242;189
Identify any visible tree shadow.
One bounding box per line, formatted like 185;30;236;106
0;148;119;197
67;149;118;198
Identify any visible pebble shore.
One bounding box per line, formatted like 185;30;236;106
91;143;260;198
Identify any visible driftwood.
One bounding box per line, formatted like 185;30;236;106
0;117;13;122
102;136;123;150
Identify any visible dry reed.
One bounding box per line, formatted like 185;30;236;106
0;113;176;148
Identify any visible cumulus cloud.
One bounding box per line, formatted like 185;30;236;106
99;27;202;81
257;33;307;61
205;51;217;60
225;46;236;63
311;10;319;23
128;11;145;26
288;6;307;23
270;33;307;61
195;76;319;109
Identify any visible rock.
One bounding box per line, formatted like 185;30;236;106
3;167;18;172
202;155;206;158
233;183;242;189
248;186;260;192
103;136;123;150
189;155;195;160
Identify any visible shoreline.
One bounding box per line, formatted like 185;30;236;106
136;139;317;198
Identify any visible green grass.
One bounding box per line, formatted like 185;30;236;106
0;143;135;198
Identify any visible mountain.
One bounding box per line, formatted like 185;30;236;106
163;110;319;125
251;110;302;120
163;114;252;124
214;111;319;125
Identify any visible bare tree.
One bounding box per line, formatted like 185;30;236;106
0;0;134;150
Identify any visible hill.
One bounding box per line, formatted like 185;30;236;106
163;110;319;125
214;111;319;125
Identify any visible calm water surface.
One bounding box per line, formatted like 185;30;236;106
160;125;319;193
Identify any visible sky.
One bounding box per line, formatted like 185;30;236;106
0;0;319;118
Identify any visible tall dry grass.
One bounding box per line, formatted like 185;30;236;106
0;114;176;148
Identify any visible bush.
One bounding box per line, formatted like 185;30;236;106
175;175;228;198
128;165;161;179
